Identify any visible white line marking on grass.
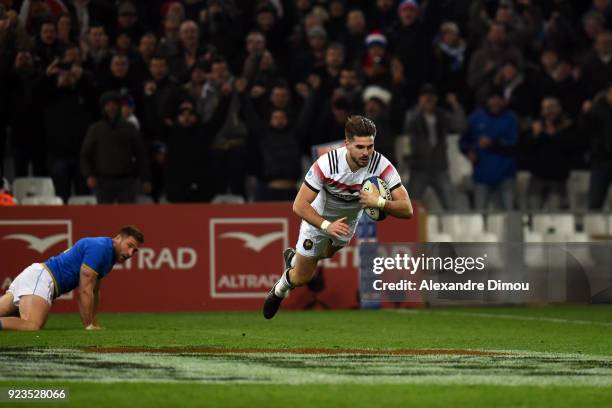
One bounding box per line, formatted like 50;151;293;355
388;309;612;327
3;348;612;386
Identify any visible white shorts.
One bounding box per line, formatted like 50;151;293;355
296;221;354;258
7;263;55;307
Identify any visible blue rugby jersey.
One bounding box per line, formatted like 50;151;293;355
44;237;116;296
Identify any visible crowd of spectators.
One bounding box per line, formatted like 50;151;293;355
0;0;611;209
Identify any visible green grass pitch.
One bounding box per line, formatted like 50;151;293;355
1;305;611;407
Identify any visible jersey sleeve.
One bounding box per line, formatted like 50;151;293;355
303;155;329;193
81;244;109;278
376;155;402;191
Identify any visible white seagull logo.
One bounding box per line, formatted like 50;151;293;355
220;231;284;252
3;233;69;254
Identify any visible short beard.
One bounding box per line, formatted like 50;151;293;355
350;153;369;168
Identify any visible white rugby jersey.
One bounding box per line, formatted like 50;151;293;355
302;146;402;240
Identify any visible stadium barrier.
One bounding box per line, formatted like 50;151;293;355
0;203;422;312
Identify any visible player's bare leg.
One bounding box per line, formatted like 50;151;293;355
263;241;344;319
288;253;318;286
0;295;50;331
288;242;342;286
0;293;18;318
263;252;317;319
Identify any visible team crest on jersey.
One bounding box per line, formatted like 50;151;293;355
303;239;313;250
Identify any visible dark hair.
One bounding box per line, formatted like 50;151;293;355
271;79;289;90
88;22;106;32
150;53;167;63
141;32;157;41
111;53;129;62
118;225;144;244
487;86;505;99
255;3;276;15
327;42;345;52
334;96;350;111
57;12;73;26
57;12;72;20
340;64;363;82
60;42;79;57
269;108;288;119
340;64;360;76
501;57;519;68
210;55;227;65
247;29;265;38
40;17;57;28
344;115;376;139
116;29;133;40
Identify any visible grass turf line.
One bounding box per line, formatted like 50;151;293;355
1;306;611;407
1;306;610;356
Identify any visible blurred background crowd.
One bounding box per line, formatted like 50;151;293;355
0;0;611;210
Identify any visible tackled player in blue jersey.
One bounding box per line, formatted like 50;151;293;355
0;226;144;331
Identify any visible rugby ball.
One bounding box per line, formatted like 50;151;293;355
361;176;391;221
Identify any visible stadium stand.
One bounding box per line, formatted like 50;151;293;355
12;177;56;203
0;0;610;229
67;195;98;205
20;195;64;205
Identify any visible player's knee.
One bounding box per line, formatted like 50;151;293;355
289;271;309;286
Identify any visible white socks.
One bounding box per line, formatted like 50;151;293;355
274;269;293;298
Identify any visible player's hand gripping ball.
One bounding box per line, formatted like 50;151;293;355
361;176;391;221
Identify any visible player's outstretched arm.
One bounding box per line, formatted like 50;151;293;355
293;183;351;238
78;266;101;329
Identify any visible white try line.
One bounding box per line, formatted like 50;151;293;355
3;347;612;386
387;309;612;327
